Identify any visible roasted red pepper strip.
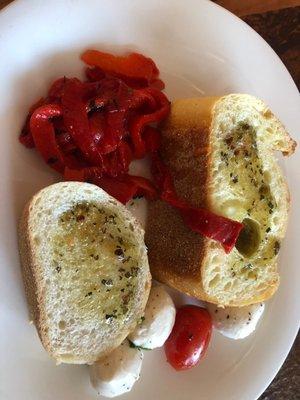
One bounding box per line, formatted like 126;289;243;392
19;97;45;148
90;78;138;154
64;167;157;204
130;88;157;112
85;67;106;82
130;88;170;158
181;208;243;253
30;104;83;172
62;78;104;165
81;50;159;83
30;104;66;172
127;175;158;200
95;175;138;204
144;126;161;153
56;131;77;154
151;153;243;253
48;77;66;102
85;66;165;90
117;142;133;173
64;166;86;181
93;174;157;204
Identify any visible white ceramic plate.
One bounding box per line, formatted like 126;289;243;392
0;1;299;399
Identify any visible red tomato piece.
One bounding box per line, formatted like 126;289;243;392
165;305;212;371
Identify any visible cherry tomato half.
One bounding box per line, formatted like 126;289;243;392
164;305;212;371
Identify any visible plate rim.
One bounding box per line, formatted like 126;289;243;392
0;1;299;400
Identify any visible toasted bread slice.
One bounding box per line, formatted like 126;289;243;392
19;182;151;364
146;94;296;306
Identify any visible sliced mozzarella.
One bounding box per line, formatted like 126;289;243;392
128;285;176;349
206;302;265;340
89;340;143;398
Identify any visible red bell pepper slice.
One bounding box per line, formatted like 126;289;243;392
64;166;86;181
144;126;161;153
64;167;157;204
85;66;106;82
89;112;105;145
149;79;165;90
181;208;243;253
92;175;138;204
48;77;66;102
101;110;126;154
117;142;133;173
127;175;158;200
64;165;103;182
151;153;243;253
62;78;104;166
130;88;157;113
130;88;170;158
81;50;159;83
85;66;165;90
92;174;157;204
30;104;66;173
19;97;45;148
19;123;35;148
56;131;77;154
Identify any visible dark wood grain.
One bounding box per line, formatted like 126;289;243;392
243;6;300;89
0;0;11;9
0;0;299;399
215;0;300;16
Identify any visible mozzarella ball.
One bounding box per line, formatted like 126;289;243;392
89;340;143;398
128;285;176;349
206;302;265;339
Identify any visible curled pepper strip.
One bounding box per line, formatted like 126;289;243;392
64;167;157;204
19;97;45;148
81;50;159;83
30;104;66;172
181;209;243;253
85;66;165;90
62;78;104;166
130;88;170;158
93;175;157;204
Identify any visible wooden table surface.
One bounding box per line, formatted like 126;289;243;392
1;1;299;399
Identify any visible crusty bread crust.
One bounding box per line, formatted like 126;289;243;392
146;95;296;306
146;98;217;302
19;201;45;337
18;182;151;364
